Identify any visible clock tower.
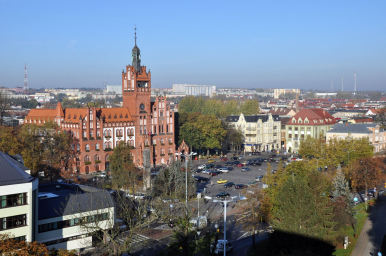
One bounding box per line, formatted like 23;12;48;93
122;28;152;149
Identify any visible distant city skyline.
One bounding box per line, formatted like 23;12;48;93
0;1;385;91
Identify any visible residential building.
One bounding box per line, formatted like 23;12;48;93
106;85;123;95
273;88;300;99
226;113;281;152
25;34;178;173
326;123;386;153
280;117;290;151
0;152;39;242
36;183;114;252
286;108;337;153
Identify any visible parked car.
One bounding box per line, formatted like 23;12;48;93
231;157;238;161
202;169;211;174
238;155;244;159
211;240;233;254
194;176;208;182
232;161;240;166
237;163;244;167
367;189;376;197
214;165;223;169
255;175;264;182
198;164;206;170
246;181;257;187
208;171;218;176
241;167;251;172
218;167;229;173
221;157;228;161
100;172;107;178
194;169;202;173
227;167;234;171
253;161;262;166
205;164;215;169
224;162;233;166
235;184;246;189
242;161;251;166
223;182;235;188
208;159;215;163
215;192;230;199
217;179;228;184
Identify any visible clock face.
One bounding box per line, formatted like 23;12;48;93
140;104;145;110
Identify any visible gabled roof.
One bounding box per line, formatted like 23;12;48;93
99;108;132;122
287;108;337;126
0;152;34;186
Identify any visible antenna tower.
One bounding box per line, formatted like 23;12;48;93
24;63;29;93
341;76;345;91
352;70;360;96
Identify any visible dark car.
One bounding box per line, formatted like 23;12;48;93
214;165;223;169
215;192;230;199
367;189;376;197
231;161;240;166
194;169;202;173
227;167;234;171
241;167;251;172
253;161;262;166
224;162;233;166
223;182;235;188
235;184;246;189
231;157;238;161
194;176;209;182
205;164;215;169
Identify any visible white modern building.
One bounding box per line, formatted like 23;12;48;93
106;85;122;95
0;152;39;242
273;89;300;99
173;84;216;98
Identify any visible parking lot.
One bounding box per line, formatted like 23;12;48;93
192;152;290;199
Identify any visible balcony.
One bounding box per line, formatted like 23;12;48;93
246;127;256;131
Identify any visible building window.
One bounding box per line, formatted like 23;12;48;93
83;132;86;138
77;144;80;151
161;139;164;145
96;143;99;150
90;131;93;138
153;139;156;145
0;193;28;208
95;155;100;161
97;131;100;137
84;155;90;162
0;215;27;231
85;144;90;151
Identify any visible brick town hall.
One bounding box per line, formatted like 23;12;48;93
25;34;185;174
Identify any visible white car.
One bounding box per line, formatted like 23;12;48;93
201;169;211;174
218;167;229;173
198;164;206;170
100;172;107;178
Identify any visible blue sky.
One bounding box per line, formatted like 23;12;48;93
0;0;385;91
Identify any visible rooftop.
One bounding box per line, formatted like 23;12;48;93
38;183;114;220
0;152;34;186
327;123;380;134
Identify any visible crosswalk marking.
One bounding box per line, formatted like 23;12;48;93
117;233;150;245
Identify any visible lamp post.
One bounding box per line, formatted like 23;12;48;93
175;151;197;214
205;195;246;256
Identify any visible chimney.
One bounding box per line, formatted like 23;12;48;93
296;93;299;113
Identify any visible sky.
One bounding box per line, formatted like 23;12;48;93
0;1;385;91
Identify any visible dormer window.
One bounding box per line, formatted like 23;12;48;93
292;118;296;124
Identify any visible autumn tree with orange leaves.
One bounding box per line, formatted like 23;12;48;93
0;233;49;255
351;156;386;203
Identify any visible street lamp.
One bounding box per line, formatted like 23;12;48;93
175;151;197;213
205;195;246;256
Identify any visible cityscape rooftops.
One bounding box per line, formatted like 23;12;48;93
0;151;34;186
327;123;380;134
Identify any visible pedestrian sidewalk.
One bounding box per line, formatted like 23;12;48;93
351;197;386;256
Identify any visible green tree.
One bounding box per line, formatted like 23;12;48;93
240;99;260;115
202;99;223;118
0;125;21;155
196;115;227;156
178;122;202;152
110;142;137;190
224;100;240;116
18;124;44;175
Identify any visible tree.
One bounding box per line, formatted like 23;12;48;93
0;233;49;255
110;141;137;190
237;187;263;248
375;106;386;129
272;173;336;242
240;99;260;115
202;99;223;118
224;100;240;116
195;115;227;156
0;89;10;125
331;165;355;229
178;122;202;151
0;125;22;155
18;124;45;175
351;156;386;206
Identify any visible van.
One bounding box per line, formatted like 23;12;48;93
211;240;233;254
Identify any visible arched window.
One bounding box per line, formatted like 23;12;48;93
131;128;134;135
129;140;134;146
145;139;149;146
96;143;99;150
104;142;107;149
85;144;90;151
160;148;165;155
84;155;90;162
168;148;172;154
95;155;100;161
108;130;111;136
160;139;164;144
107;141;111;148
105;154;109;162
127;129;130;136
153;139;156;145
116;141;120;147
169;138;172;144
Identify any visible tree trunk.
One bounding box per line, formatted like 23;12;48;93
252;226;256;247
207;148;210;157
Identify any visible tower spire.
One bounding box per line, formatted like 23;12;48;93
24;62;29;93
134;25;137;46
